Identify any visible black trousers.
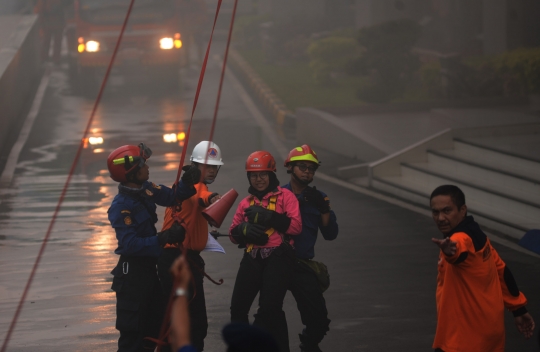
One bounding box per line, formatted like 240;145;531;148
230;246;294;352
289;259;331;344
157;248;208;352
111;256;164;352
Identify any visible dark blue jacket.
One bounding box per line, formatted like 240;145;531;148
108;180;196;257
282;183;338;260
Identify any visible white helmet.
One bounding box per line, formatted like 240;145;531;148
190;141;224;166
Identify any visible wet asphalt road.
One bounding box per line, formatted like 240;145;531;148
1;42;540;352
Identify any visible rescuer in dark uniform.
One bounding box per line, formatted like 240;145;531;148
282;145;338;352
106;143;201;352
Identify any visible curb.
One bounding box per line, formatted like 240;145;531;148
229;48;295;127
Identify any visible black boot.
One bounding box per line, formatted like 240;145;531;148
299;332;322;352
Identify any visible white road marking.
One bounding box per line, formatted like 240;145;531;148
0;68;50;188
226;61;540;259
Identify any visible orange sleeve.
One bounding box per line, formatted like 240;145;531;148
197;187;215;207
490;243;528;311
443;232;473;264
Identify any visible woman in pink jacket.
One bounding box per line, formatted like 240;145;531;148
229;151;302;352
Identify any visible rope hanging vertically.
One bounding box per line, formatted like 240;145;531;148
0;1;136;351
174;0;224;186
153;1;239;351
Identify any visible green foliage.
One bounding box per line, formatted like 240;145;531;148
307;36;361;84
419;61;443;99
494;48;540;94
283;35;311;62
232;14;271;49
357;19;421;55
420;48;540;99
352;19;422;103
238;49;366;109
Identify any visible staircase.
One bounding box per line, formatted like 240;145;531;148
364;125;540;239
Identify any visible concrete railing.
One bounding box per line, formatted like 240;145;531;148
338;121;540;182
369;128;453;181
0;15;41;152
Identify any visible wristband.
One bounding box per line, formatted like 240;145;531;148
175;288;188;297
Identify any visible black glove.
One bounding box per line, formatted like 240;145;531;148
181;165;201;188
244;206;274;226
304;186;330;214
234;222;268;246
157;222;186;246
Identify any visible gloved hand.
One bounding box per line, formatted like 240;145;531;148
238;222;268;245
181;165;201;188
157;222;186;246
304;186;330;214
244;206;274;226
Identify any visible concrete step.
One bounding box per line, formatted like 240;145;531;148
371;175;529;239
414;151;540;206
452;139;540;182
372;160;540;238
399;165;540;227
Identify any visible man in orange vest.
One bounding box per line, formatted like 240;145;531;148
430;185;534;352
158;141;224;352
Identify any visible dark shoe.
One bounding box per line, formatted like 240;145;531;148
299;333;322;352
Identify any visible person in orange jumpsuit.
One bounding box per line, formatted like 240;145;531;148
430;185;535;352
158;141;224;352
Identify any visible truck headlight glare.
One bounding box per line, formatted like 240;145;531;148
85;40;100;52
159;37;174;50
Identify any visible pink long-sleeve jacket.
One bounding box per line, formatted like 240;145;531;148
229;186;302;248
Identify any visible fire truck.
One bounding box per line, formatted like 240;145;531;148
67;0;187;91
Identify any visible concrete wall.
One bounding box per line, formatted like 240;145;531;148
0;15;41;152
296;107;387;162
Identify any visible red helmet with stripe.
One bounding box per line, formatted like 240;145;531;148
107;143;152;183
245;151;276;172
284;144;320;166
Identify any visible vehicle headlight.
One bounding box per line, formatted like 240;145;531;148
159;37;174;50
88;137;104;145
85;40;100;52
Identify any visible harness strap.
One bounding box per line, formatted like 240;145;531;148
246;195;278;253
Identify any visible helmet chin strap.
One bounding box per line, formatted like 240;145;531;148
292;172;312;185
126;168;144;185
289;163;312;185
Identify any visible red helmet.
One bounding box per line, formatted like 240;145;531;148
284;144;320;166
107;143;152;183
245;151;276;172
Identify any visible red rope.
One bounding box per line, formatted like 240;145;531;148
205;0;238;150
154;2;238;350
174;0;224;186
0;1;136;351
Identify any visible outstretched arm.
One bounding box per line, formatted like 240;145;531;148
431;237;457;256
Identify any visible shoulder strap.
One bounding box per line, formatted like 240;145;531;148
246;195;279;253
